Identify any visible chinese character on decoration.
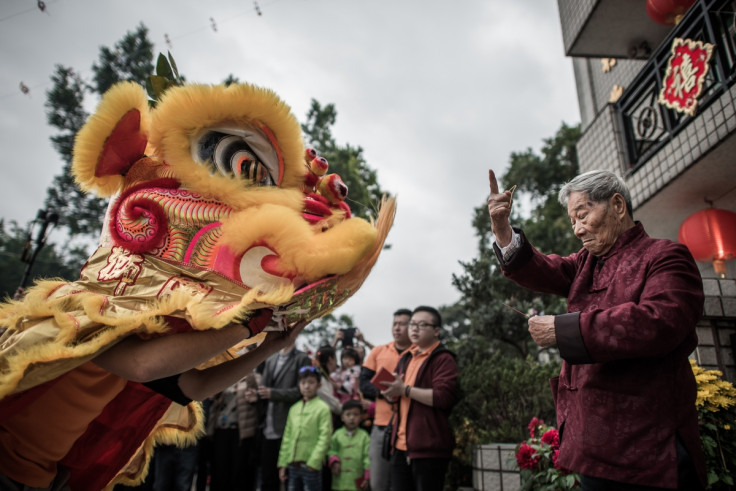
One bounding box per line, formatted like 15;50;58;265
658;37;714;116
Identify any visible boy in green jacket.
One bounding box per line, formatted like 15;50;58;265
328;400;371;490
278;365;333;491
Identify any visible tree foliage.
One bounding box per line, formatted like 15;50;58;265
0;220;85;298
44;24;155;243
299;312;356;354
301;101;387;221
452;352;560;444
91;23;155;95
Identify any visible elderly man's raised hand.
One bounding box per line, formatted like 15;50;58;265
487;170;514;247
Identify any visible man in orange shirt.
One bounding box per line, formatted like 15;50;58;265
359;308;412;491
381;306;459;491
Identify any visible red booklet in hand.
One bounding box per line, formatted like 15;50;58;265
370;367;395;390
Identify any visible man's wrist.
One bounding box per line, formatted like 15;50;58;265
497;229;521;260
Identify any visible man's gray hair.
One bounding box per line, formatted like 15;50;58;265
558;170;633;217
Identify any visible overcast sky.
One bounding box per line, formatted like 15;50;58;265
0;0;580;347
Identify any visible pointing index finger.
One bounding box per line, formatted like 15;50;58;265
488;169;500;195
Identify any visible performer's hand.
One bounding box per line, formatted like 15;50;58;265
259;319;309;354
279;467;287;482
331;461;341;475
257;385;271;399
528;315;557;348
487;169;514;247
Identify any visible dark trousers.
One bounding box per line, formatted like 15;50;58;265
194;435;212;491
287;464;322;491
260;437;283;491
390;449;449;491
580;437;704;491
210;428;240;491
239;435;261;491
153;444;198;491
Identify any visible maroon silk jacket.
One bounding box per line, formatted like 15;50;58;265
494;223;705;488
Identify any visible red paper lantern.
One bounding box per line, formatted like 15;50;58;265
646;0;696;25
678;208;736;276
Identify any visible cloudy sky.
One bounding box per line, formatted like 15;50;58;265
0;0;580;346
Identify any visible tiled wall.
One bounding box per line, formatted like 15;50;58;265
573;58;648;129
699;278;736;383
472;443;521;491
694;303;736;382
624;83;736;208
575;104;625;175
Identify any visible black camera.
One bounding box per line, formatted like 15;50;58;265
340;327;356;347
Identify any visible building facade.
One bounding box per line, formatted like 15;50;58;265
557;0;736;381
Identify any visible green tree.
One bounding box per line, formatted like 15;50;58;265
0;220;85;297
301;312;356;353
44;24;155;244
91;23;155;95
301;101;387;221
502;122;582;255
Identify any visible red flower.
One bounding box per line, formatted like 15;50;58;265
527;417;545;438
541;428;559;448
516;442;541;470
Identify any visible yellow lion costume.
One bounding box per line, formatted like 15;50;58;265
0;80;394;489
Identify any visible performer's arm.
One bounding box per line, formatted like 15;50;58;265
178;323;308;400
93;322;253;382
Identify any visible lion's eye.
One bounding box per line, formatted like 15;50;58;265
194;131;275;187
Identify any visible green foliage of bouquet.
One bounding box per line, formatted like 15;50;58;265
691;360;736;490
515;418;580;490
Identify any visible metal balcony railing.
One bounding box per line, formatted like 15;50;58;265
616;0;736;171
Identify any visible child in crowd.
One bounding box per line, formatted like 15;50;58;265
328;400;371;490
278;365;333;491
331;347;361;403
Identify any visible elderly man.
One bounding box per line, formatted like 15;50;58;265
487;169;705;490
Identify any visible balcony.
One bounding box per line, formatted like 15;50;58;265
616;0;736;170
558;0;674;59
611;0;736;249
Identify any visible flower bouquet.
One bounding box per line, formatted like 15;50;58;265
691;360;736;490
515;417;579;490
